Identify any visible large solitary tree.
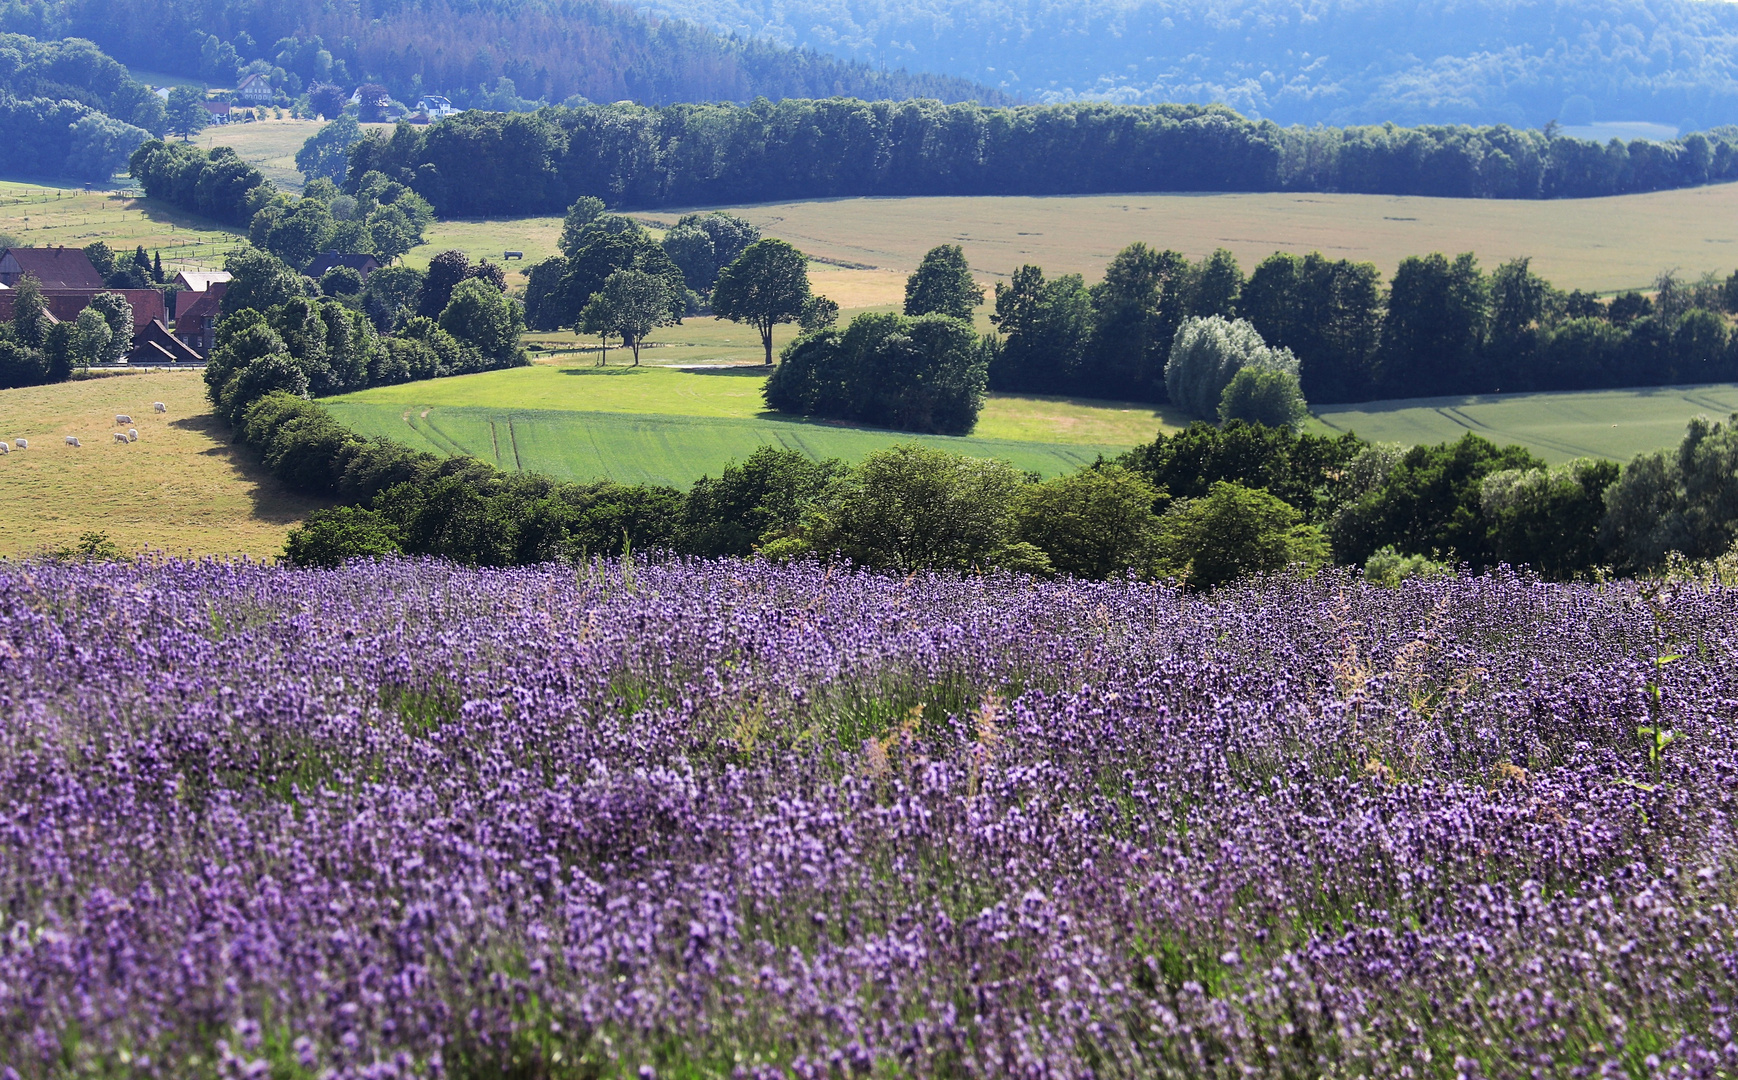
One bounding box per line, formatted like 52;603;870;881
165;87;208;140
711;239;811;366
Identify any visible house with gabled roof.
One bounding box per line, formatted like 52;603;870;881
173;270;231;293
236;73;274;105
0;247;106;290
129;320;204;365
173;281;226;356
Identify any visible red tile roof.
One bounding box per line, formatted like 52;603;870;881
0;247;105;290
0;289;166;334
175;280;225;330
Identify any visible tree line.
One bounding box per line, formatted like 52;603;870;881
341;100;1738;216
0;0;1001;114
169;229;1738;585
989;246;1738;406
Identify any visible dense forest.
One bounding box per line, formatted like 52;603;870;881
0;0;1003;109
342;99;1738;215
0;33;160;179
633;0;1738;128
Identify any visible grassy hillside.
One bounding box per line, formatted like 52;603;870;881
1311;383;1738;463
631;0;1738;128
193;119;329;191
0;371;323;558
0;180;242;273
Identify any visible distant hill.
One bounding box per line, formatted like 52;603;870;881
0;0;1007;108
0;33;161;180
626;0;1738;128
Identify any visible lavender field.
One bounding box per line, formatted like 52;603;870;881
1;557;1735;1078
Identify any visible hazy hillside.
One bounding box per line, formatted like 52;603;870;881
0;0;1006;107
628;0;1738;127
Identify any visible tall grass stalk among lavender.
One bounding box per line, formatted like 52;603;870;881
0;557;1735;1078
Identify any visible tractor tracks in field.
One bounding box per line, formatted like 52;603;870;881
488;418;525;471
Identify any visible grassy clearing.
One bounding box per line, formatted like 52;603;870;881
330;360;1182;446
1310;382;1738;462
0;180;244;273
195;119;328;191
0;371;324;558
325;400;1121;487
526;318;812;368
654;184;1738;295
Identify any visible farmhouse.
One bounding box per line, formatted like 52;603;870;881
172;270;231;293
173;280;226;356
236;73;274;105
0;287;197;364
416;95;459;119
203;100;234;125
0;247;106;290
307;253;381;280
129;319;203;365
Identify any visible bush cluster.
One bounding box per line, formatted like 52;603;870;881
202;244;525;416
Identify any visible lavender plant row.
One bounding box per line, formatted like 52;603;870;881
1;557;1735;1079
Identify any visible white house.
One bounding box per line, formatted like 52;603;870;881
236;73;275;105
416;95;459;119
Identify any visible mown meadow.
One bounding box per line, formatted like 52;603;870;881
0;370;321;558
1;556;1733;1076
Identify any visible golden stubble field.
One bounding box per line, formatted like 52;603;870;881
0;371;322;559
664;183;1738;302
419;182;1738;308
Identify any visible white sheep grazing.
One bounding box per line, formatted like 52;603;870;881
13;438;25;450
0;442;9;454
153;402;166;413
65;436;81;447
128;428;138;442
114;414;132;425
114;432;129;444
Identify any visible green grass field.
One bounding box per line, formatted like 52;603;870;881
326;361;1170;485
1311;383;1738;462
327;402;1123;486
331;360;1179;438
195;119;325;191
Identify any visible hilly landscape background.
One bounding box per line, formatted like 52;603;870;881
629;0;1738;127
0;0;1004;107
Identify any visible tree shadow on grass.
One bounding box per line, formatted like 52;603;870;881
556;366;651;377
170;413;329;523
673;365;772;376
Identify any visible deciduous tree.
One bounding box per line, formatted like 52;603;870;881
712;238;811;366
